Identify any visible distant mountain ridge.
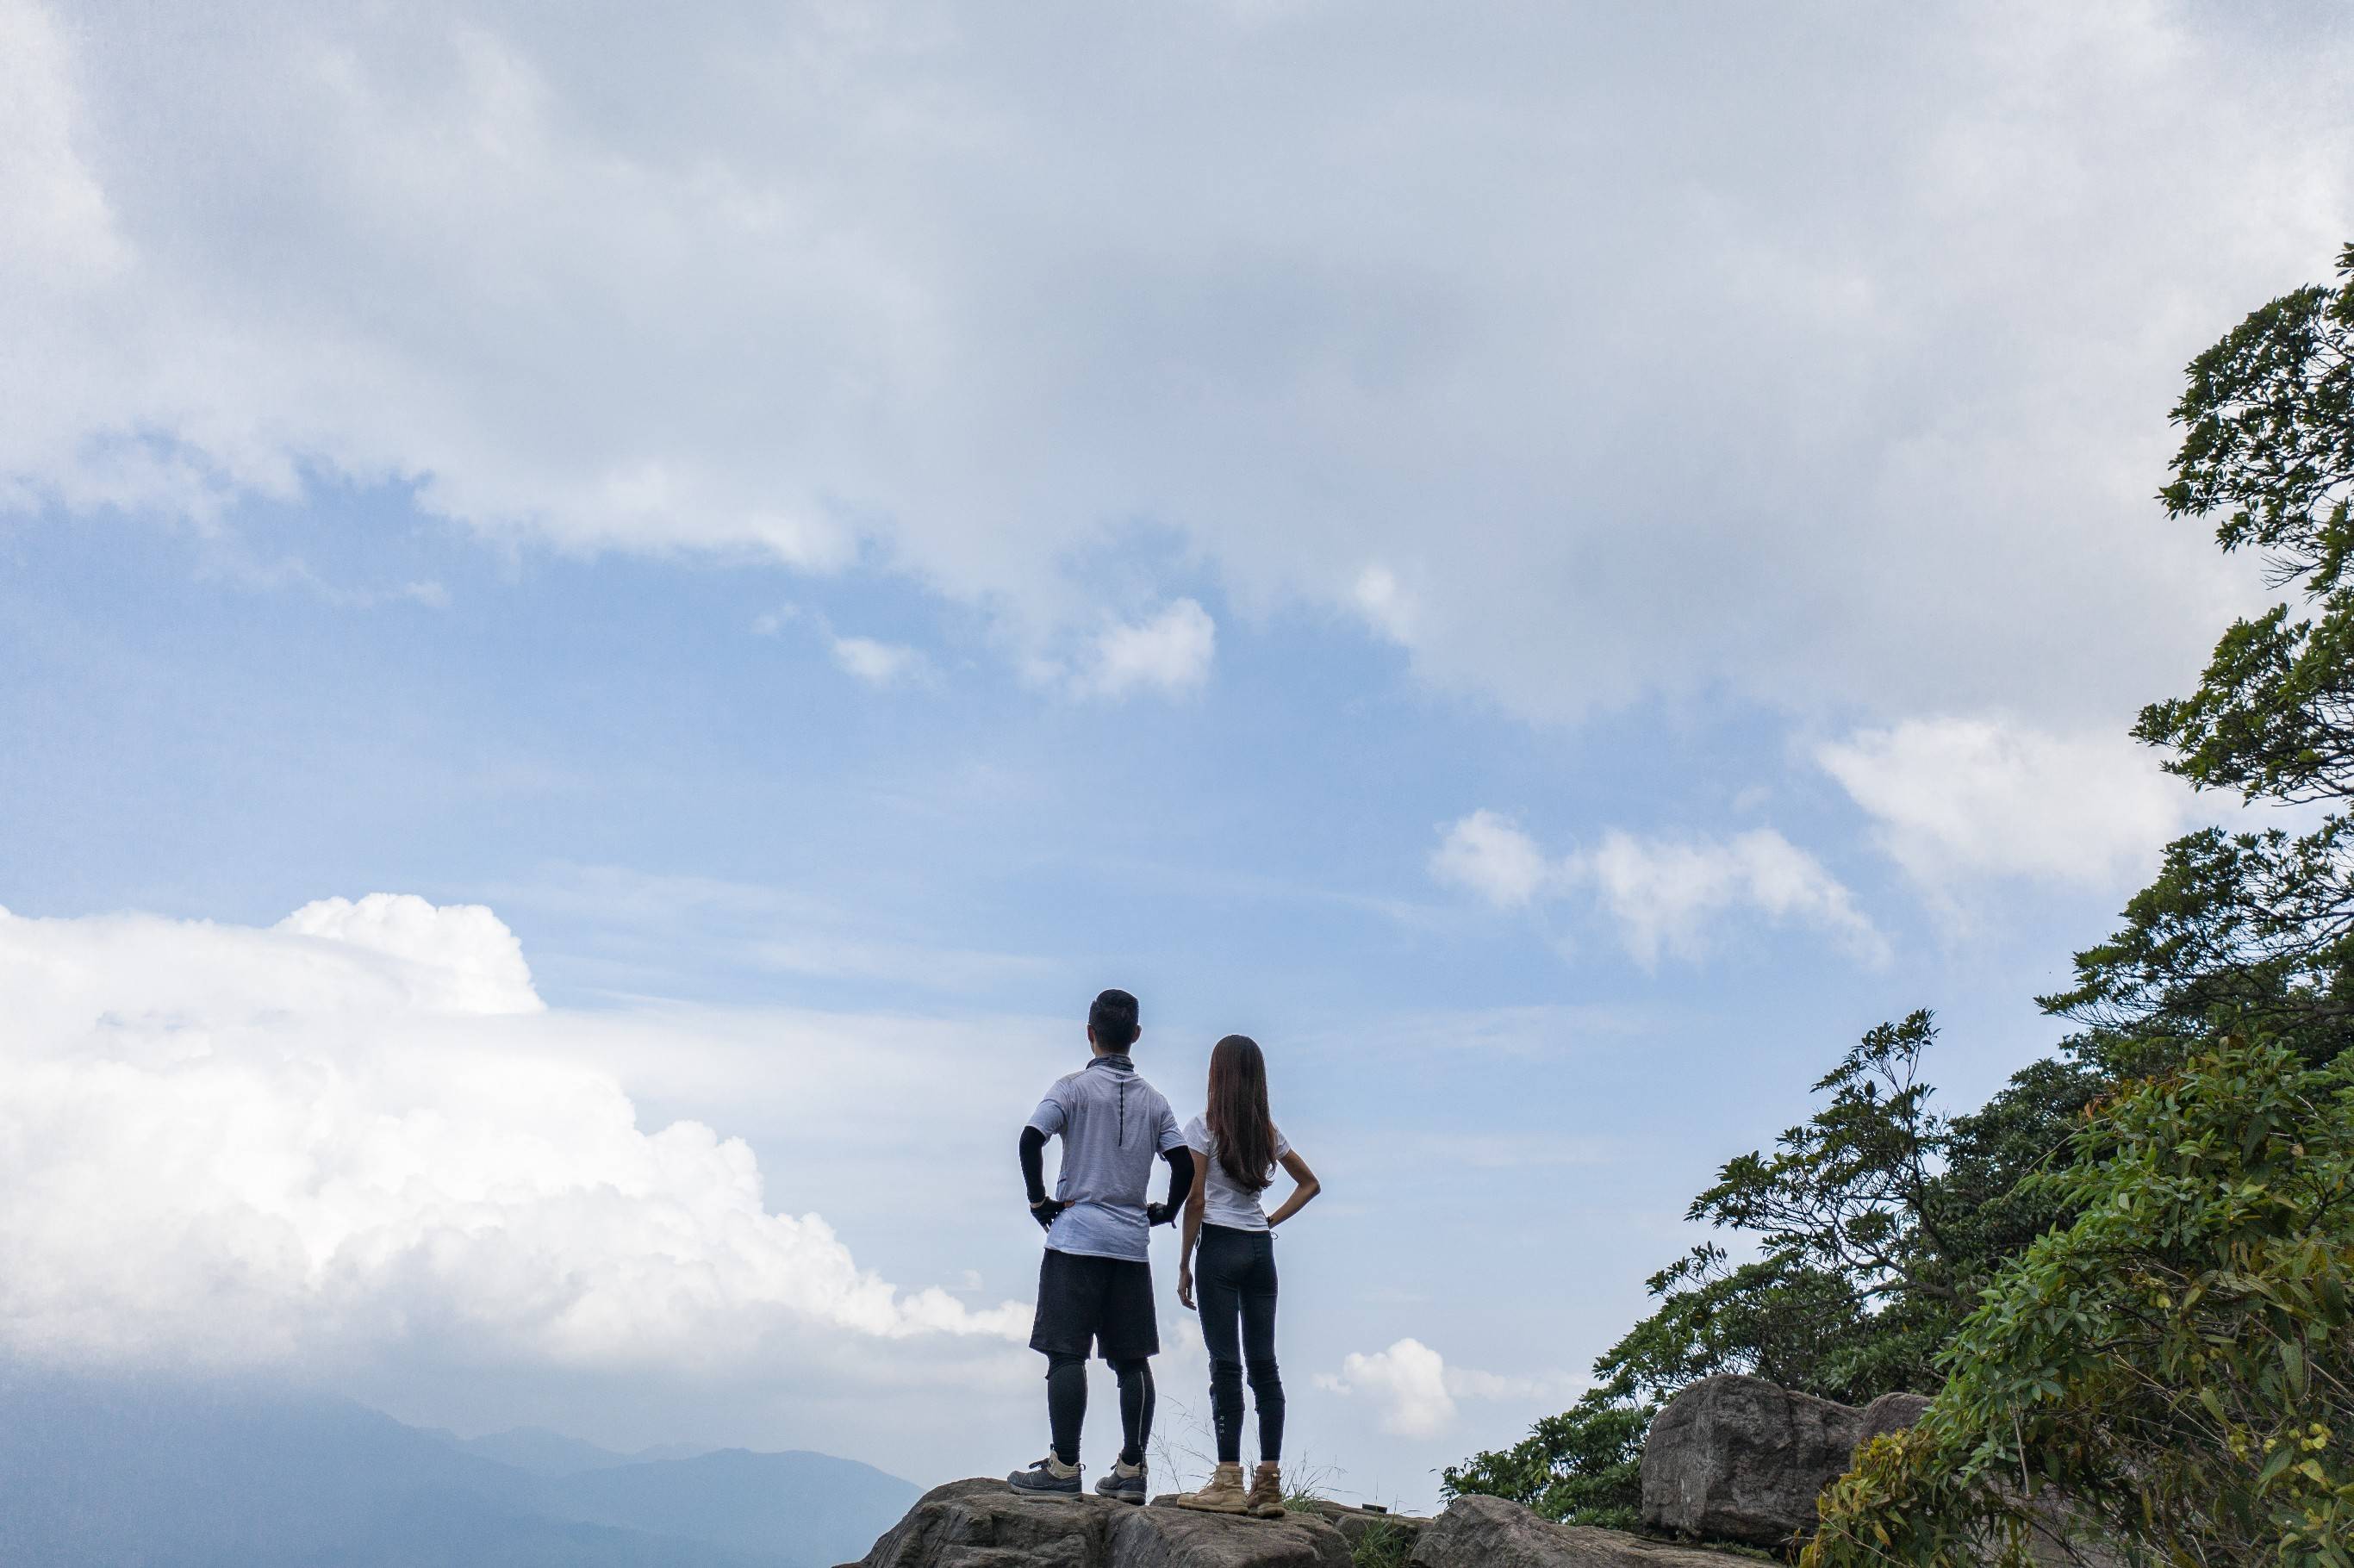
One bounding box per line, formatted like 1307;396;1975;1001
436;1423;713;1477
0;1366;917;1567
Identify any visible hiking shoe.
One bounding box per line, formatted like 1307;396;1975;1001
1008;1454;1081;1495
1246;1461;1286;1520
1171;1461;1250;1514
1094;1458;1147;1504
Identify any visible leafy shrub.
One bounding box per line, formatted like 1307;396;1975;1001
1441;1387;1649;1529
1804;1036;2354;1568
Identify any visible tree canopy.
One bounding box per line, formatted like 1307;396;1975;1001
1448;245;2354;1564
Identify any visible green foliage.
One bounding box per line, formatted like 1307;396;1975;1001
1448;1018;2093;1528
2052;244;2354;1073
1594;1015;2093;1410
1804;1036;2354;1568
1441;1388;1649;1529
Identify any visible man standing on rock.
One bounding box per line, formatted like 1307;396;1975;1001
1010;988;1195;1503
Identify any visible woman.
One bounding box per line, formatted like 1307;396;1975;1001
1173;1034;1321;1519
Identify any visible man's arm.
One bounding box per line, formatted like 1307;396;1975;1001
1020;1127;1063;1230
1145;1146;1194;1227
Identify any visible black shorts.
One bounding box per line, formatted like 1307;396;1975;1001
1031;1248;1159;1362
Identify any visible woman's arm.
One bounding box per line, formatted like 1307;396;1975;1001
1262;1148;1320;1230
1176;1161;1208;1308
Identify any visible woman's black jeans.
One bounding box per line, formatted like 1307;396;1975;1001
1196;1223;1283;1464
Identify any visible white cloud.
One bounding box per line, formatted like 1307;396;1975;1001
1429;810;1554;909
1318;1338;1582;1437
274;893;543;1014
1574;827;1887;968
1078;600;1216;699
750;605;803;637
1352;564;1419;644
1430;812;1884;967
3;3;2342;719
1816;715;2204;892
0;897;1029;1374
1319;1338;1456;1436
830;634;933;688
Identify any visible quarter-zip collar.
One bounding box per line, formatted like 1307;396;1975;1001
1087;1053;1137;1142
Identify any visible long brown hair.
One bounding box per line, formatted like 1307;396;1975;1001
1205;1034;1276;1193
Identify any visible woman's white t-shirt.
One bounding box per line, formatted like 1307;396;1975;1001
1183;1114;1291;1232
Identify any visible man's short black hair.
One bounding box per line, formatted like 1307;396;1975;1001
1089;988;1141;1051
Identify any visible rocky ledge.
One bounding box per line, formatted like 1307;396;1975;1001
848;1479;1755;1568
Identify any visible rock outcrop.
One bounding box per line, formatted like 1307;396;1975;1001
1639;1374;1931;1546
855;1483;1757;1568
1409;1495;1756;1568
855;1479;1348;1568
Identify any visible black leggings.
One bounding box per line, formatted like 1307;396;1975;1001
1047;1354;1154;1468
1196;1224;1282;1464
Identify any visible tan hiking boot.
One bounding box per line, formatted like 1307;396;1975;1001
1246;1461;1286;1519
1172;1461;1250;1513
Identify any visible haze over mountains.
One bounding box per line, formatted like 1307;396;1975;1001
0;1366;916;1567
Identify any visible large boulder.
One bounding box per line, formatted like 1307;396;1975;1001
1408;1494;1757;1568
854;1480;1350;1568
1639;1375;1929;1546
1857;1392;1934;1448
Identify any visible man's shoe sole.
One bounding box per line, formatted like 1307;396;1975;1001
1170;1496;1251;1514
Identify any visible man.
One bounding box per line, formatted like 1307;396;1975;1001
1009;988;1194;1503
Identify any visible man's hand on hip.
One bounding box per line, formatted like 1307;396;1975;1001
1030;1198;1067;1231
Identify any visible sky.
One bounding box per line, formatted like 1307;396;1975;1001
4;0;2354;1514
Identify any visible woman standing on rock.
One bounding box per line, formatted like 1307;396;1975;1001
1172;1034;1321;1520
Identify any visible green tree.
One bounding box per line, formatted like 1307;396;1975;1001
2047;244;2354;1076
1440;1389;1652;1532
1805;1036;2354;1568
1804;244;2354;1566
1445;1016;2094;1526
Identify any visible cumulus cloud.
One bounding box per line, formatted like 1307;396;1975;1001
1815;715;2207;893
0;896;1027;1374
1319;1338;1456;1436
3;2;2343;720
274;893;543;1014
830;634;933;688
1431;813;1884;967
1577;828;1887;968
1077;600;1216;700
1318;1338;1582;1437
1430;810;1554;909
